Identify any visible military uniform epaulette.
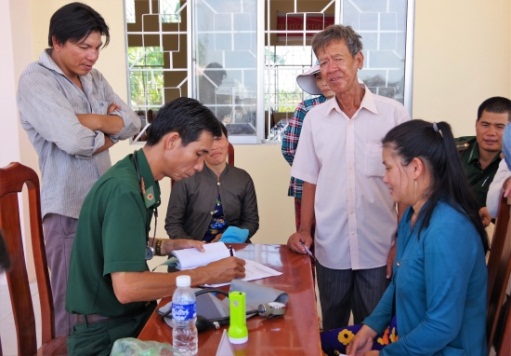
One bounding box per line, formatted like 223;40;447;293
455;136;475;153
456;141;470;152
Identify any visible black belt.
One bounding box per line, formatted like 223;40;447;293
75;302;156;326
76;314;111;325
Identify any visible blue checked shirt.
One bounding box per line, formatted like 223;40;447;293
281;95;328;199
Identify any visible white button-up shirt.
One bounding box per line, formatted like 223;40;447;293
291;86;410;270
487;159;510;219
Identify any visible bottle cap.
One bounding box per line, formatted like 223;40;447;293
176;275;191;287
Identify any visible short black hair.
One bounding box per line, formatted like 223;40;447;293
145;97;222;146
48;2;110;48
477;96;511;121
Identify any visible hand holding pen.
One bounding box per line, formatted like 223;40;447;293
299;240;316;262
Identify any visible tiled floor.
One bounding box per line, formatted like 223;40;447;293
0;275;41;356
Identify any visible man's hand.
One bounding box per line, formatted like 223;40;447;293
77;102;123;135
107;103;121;114
346;325;377;356
503;177;511;198
93;136;115;155
201;257;246;284
386;243;396;279
479;207;491;227
287;231;312;254
162;239;205;255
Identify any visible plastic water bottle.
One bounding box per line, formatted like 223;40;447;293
172;275;198;355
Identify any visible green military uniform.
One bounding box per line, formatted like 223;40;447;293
66;149;160;355
455;136;501;208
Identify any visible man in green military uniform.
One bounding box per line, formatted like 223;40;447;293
66;97;246;355
456;96;511;226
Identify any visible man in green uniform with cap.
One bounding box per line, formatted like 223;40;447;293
456;96;511;226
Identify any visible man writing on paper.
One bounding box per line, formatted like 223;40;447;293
66;97;245;355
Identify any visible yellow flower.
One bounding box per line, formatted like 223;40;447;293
337;329;355;345
377;328;390;346
390;327;399;343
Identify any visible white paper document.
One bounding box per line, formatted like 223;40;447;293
172;242;230;270
170;242;282;286
204;259;282;288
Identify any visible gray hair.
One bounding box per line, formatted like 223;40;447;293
311;25;363;57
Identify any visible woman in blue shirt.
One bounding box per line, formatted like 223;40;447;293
322;120;489;355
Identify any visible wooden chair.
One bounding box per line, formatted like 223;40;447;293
498;303;511;354
0;162;67;355
486;193;511;353
227;142;235;166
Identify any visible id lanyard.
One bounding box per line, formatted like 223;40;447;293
133;150;158;260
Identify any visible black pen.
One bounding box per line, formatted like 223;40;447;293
229;245;234;257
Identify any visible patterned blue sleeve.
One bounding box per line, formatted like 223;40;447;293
281;101;309;166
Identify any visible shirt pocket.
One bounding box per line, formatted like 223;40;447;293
365;143;385;177
91;100;110;115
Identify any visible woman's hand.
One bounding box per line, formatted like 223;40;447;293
211;233;223;243
346;325;377;356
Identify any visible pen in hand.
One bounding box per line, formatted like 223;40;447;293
229;245;234;257
299;240;315;260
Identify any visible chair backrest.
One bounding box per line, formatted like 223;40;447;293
486;193;511;350
0;162;55;355
498;303;511;354
227;142;235;166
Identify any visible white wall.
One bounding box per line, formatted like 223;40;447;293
0;0;22;167
413;0;511;137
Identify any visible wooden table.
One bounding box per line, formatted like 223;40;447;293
138;244;322;355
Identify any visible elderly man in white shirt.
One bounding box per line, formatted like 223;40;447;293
287;25;410;331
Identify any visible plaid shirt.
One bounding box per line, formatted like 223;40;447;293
281;95;328;199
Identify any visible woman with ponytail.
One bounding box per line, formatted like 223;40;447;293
322;120;488;355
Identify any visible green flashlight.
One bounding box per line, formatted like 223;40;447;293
228;291;248;344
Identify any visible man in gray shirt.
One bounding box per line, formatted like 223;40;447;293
17;2;140;337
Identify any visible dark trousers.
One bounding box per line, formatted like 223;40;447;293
316;262;389;331
43;213;79;337
67;304;155;356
